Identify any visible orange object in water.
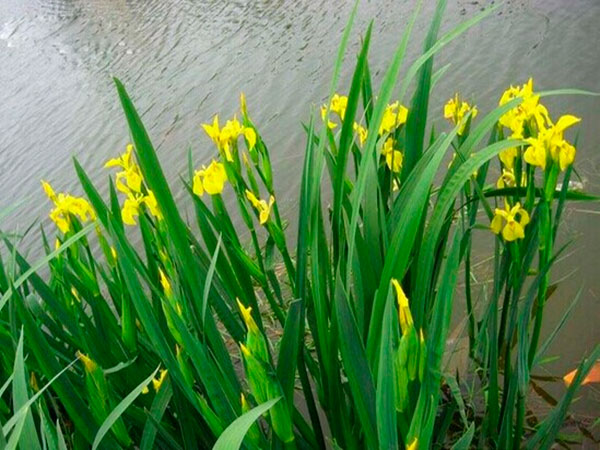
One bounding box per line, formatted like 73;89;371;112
563;362;600;386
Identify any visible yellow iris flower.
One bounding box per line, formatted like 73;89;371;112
524;114;580;171
444;94;478;136
104;143;135;169
499;147;518;169
496;168;526;189
321;93;348;129
382;137;403;173
245;190;275;225
105;144;144;195
121;195;143;226
321;95;407;135
121;191;161;226
490;201;530;241
243;127;257;151
143;191;161;218
353;122;368;146
498;78;550;136
202;114;256;160
379;101;408;136
115;168;143;195
331;94;348;120
193;160;228;197
41;180;95;233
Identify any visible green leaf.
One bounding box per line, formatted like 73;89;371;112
376;287;398;450
3;359;79;438
403;0;446;177
409;230;462;449
0;224;95;313
451;423;475;450
140;381;173;450
212;398;281;450
202;234;222;327
526;344;600;450
276;299;302;405
10;330;41;450
332;21;372;262
92;367;159;450
334;276;378;449
56;421;68;450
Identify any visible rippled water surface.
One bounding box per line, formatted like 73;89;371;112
1;0;599;418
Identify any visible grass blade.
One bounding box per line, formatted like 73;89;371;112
92;367;159;450
212;398;280;450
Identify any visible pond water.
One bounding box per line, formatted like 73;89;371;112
1;0;599;422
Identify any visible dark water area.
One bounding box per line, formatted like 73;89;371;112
1;0;599;423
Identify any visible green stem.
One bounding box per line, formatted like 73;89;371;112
528;200;552;368
514;393;525;448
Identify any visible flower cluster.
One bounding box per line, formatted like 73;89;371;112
498;78;580;172
523;115;580;171
321;94;409;175
498;78;547;138
202;114;256;162
444;94;478;136
199;95;277;229
488;78;581;242
41;180;95;233
105;144;161;226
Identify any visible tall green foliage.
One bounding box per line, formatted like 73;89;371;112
0;2;598;449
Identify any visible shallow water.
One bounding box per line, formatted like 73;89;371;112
1;0;599;421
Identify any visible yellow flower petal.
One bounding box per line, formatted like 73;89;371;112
407;438;418;450
558;141;576;171
143;191;161;219
502;221;524;241
41;180;56;202
245;190;260;208
243;127;257;150
152;369;168;392
554;114;581;133
490;215;503;235
524;144;546;170
202;115;220;143
237;298;259;333
121;196;141;226
201;160;228;195
76;351;97;373
392;279;413;335
193;170;204;197
386;150;403;173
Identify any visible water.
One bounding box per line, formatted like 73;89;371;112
1;0;599;420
